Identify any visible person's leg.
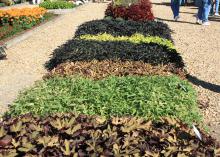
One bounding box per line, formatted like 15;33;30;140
210;3;214;15
215;0;219;14
32;0;36;4
197;6;203;20
171;0;178;18
202;0;212;24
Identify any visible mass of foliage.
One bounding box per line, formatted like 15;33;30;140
46;60;186;79
0;114;219;156
74;19;172;41
39;1;76;9
8;76;200;124
105;0;154;21
46;35;183;70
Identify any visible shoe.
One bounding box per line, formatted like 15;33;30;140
174;16;180;21
214;13;220;16
202;22;210;26
196;19;202;24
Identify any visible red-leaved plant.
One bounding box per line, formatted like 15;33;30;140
105;0;154;21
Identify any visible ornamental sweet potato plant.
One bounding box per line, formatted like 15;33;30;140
7;76;201;124
0;114;219;156
74;19;172;41
46;34;183;70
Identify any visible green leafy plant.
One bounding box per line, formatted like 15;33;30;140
39;1;76;9
0;114;219;156
74;19;172;41
8;76;200;124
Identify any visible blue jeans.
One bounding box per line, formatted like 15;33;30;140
171;0;182;18
210;0;219;14
197;0;212;22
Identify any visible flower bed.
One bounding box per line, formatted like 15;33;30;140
74;19;172;41
0;114;219;156
0;7;55;42
46;34;183;70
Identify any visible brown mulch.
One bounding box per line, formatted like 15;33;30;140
45;60;187;80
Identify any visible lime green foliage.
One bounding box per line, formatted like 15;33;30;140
80;33;175;50
39;1;75;9
8;76;201;124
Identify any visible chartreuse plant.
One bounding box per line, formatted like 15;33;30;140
8;76;201;124
79;33;175;50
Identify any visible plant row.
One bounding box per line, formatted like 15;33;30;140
45;60;186;79
8;76;200;124
0;114;219;156
46;34;183;70
105;0;154;21
74;18;173;41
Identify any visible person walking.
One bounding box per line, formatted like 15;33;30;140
196;0;212;25
171;0;182;21
210;0;219;16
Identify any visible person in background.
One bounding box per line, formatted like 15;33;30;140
196;0;212;25
210;0;219;16
171;0;182;21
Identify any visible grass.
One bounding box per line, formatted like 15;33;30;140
0;13;57;42
8;75;201;124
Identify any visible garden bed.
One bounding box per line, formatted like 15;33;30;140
0;12;58;45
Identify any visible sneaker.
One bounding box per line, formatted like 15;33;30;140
214;13;220;16
196;19;202;24
202;21;210;26
174;16;180;21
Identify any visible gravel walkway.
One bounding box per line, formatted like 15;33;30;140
152;0;220;140
0;3;107;114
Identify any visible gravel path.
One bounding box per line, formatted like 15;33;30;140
0;3;107;114
152;0;220;140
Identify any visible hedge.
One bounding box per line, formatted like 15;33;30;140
74;19;172;41
0;114;218;156
46;35;183;70
39;1;76;9
8;76;200;124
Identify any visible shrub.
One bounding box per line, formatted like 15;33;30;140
0;7;47;28
8;76;200;124
0;114;218;156
39;1;76;9
46;34;183;70
74;19;172;41
45;60;186;79
105;0;154;21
